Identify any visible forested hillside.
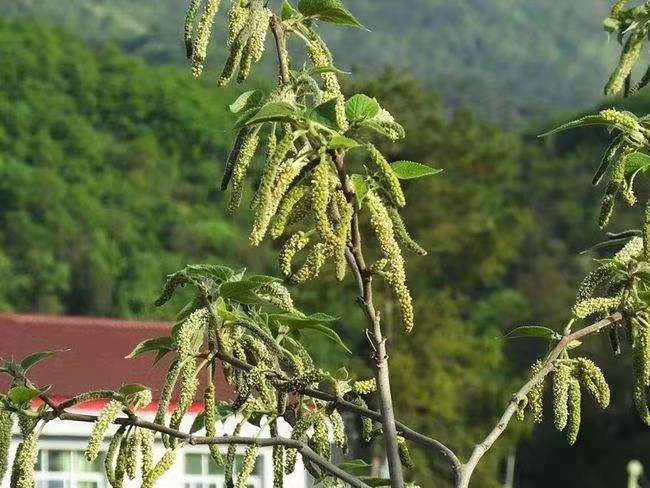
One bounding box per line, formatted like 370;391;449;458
2;14;650;488
2;0;619;124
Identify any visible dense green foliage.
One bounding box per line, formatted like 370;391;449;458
3;12;650;487
1;0;621;125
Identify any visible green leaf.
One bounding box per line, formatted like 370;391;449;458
505;326;561;340
297;0;365;28
390;161;442;180
247;274;283;284
271;313;351;353
216;403;234;419
190;412;206;434
329;135;360;149
359;119;400;139
358;477;391;487
216;297;240;321
229;90;264;114
235;102;296;128
624;151;650;174
118;384;150;396
345;94;380;123
8;386;41;405
306;98;340;130
281;0;299;20
539;115;609;137
351;174;369;206
306;65;350;76
21;350;65;372
220;280;263;304
338;459;371;471
125;336;174;359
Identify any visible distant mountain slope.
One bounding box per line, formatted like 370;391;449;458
2;0;620;124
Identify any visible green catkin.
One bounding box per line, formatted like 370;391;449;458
277;369;325;393
191;0;222;77
270;420;284;488
566;378;582;445
204;383;225;467
279;231;310;276
610;0;629;17
250;131;296;244
573;296;621;319
222;128;252;191
125;429;141;480
366;189;414;333
168;358;200;438
228;131;260;213
113;435;128;488
237;8;270;82
218;17;252;87
598;193;616;229
285;413;313;474
575;265;614;304
352;378;377;395
333;190;353;280
553;362;572;431
154;359;182;439
397;436;414;469
17;415;37;436
372;108;406;141
250;129;277;211
241;335;273;366
387;205;427;255
329;410;347;452
312;157;337;244
310;415;331;460
225;421;244;486
632;319;650;423
528;360;545;423
184;0;203;58
290;242;331;284
104;426;126;486
644;201;650;261
86;400;124;462
142;450;176;488
235;444;259;488
515;396;528;422
0;412;12;485
366;144;405;208
269;185;309;239
606;32;645;96
356;397;374;442
227;0;246;46
258;281;295;312
615;236;643;264
577;358;610;408
140;430;155;477
12;430;39;488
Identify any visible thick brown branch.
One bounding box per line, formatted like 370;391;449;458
457;312;623;488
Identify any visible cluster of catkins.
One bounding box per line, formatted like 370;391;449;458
185;0;271;83
603;0;650;96
517;358;610;445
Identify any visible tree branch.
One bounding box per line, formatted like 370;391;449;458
456;312;623;488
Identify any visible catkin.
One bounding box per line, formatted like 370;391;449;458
285;413;313;474
236;444;259;488
577;358;610;408
312;157;337;244
329;410;347;452
228;131;260;212
12;430;39;488
366;144;405;208
397;436;414;469
605;33;645;95
227;0;247;46
280;232;310;277
191;0;222;76
553;362;572;431
290;242;331;284
142;450;177;488
353;379;377;395
125;429;142;479
258;281;295;312
140;429;155;477
566;378;582;445
528;360;545;423
86;400;124;462
204;384;225;466
104;425;126;486
366;189;414;332
225;421;244;485
168;359;199;438
270;185;309;239
333;190;353;280
644;201;650;261
310;415;331;460
113;434;128;488
237;8;271;82
0;412;11;485
154;359;182;437
387;205;427;255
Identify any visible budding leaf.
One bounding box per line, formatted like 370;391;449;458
229;90;264;114
220;280;263;304
8;386;41;406
271;313;350;353
306;65;350;76
506;326;561;340
236;102;296;128
390;161;442;180
624;151;650;174
345;94;380;123
118;384;150;396
21;350;66;372
539;115;609;137
350;174;369;205
281;0;299;20
189;412;206;434
329;135;360;149
338;459;371;472
126;336;174;359
306;98;340;130
297;0;365;28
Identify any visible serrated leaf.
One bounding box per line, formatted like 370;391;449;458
126;336;174;359
229;90;264;114
8;386;41;405
329;135;360;149
306;98;340;130
235;102;296;128
351;174;369;206
281;0;299;20
271;314;350;353
390;161;442;180
345;94;380;123
505;326;561;340
539;115;609;137
21;350;65;372
624;151;650;174
220;280;263;304
297;0;365;28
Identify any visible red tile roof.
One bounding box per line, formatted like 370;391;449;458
0;313;232;405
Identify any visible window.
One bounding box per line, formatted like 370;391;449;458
183;452;264;488
35;449;106;488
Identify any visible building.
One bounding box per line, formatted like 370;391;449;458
0;313;311;488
